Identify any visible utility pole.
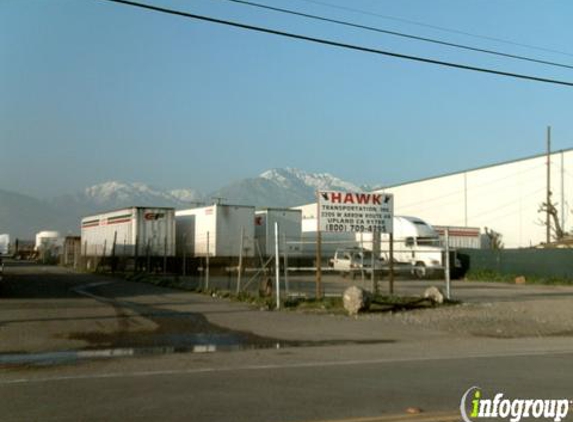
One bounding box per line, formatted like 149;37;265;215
546;126;552;244
316;191;322;299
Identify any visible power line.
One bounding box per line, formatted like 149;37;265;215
466;186;545;223
222;0;573;71
396;163;546;212
100;0;573;88
295;0;573;59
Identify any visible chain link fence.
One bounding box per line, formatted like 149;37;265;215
64;226;458;303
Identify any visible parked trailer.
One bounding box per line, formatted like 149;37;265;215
255;208;302;257
176;204;255;258
81;207;176;257
433;225;482;249
35;231;63;251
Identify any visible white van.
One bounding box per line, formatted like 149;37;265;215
299;215;458;279
360;216;453;278
330;247;385;278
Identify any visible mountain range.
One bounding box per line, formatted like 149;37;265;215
0;168;376;239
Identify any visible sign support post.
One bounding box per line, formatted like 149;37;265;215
371;229;381;294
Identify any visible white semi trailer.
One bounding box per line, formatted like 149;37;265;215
378;216;446;277
176;204;255;258
254;208;302;257
300;215;451;277
81;207;176;257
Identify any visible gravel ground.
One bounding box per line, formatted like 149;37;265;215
374;298;573;338
149;275;573;339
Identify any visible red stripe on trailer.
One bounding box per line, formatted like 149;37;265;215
449;231;479;237
435;228;480;237
107;218;132;225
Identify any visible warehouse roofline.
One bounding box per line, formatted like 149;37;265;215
378;147;573;191
81;206;176;217
256;207;302;213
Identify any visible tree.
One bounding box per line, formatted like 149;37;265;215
484;227;504;250
538;200;566;242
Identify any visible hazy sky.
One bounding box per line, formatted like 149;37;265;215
2;0;573;198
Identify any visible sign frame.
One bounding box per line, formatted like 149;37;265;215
317;191;393;234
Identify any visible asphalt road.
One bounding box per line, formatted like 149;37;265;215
1;262;573;422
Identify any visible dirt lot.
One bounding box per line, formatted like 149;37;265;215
381;298;573;338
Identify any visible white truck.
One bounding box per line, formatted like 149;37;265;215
360;216;449;278
301;215;452;278
329;247;385;278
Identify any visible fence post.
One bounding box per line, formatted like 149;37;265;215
182;233;187;277
163;235;167;276
274;222;280;310
98;240;107;272
360;232;365;283
371;229;380;294
111;231;117;274
389;233;395;295
237;227;244;294
146;239;151;273
205;231;210;290
283;233;289;296
73;240;79;269
445;229;451;300
84;240;88;271
134;234;139;274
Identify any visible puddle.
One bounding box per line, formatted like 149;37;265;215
0;339;393;367
0;288;393;367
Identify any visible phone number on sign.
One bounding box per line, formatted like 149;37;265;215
324;224;385;233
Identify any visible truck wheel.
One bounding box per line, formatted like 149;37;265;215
413;262;426;279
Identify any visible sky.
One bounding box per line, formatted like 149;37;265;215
2;0;573;198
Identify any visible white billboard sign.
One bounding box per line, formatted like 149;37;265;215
318;191;393;233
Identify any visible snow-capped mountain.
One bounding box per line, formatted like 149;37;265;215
211;168;365;207
83;181;182;206
169;189;203;204
259;168;362;193
80;182;203;207
0;169;374;238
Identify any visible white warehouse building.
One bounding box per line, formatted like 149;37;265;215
374;149;573;248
